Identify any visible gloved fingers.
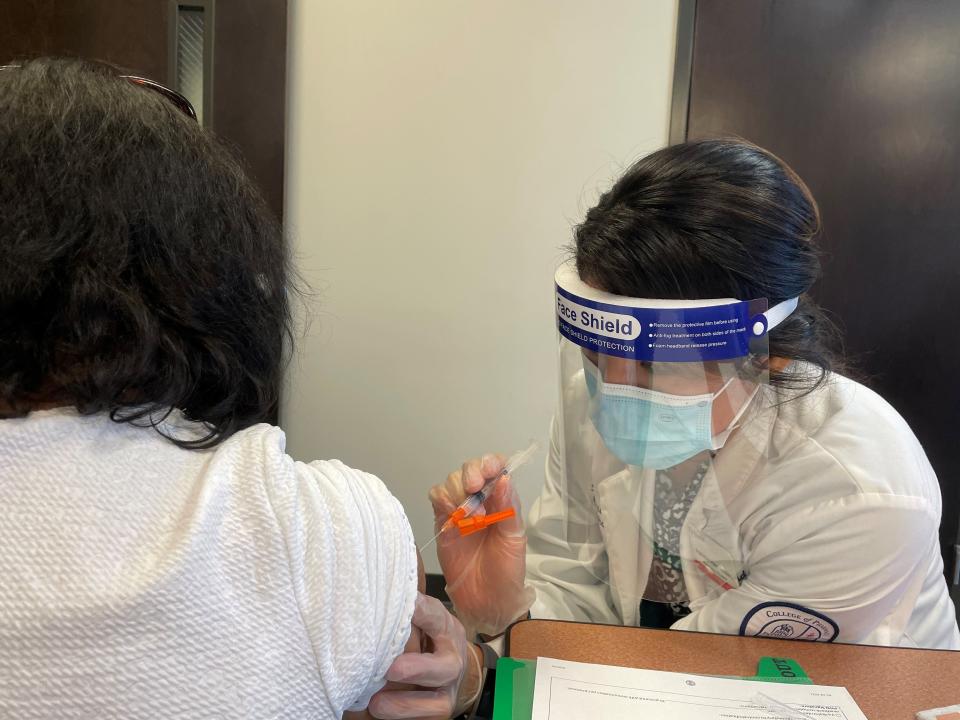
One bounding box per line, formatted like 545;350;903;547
429;463;473;521
428;467;473;528
428;483;456;522
487;476;524;533
387;594;464;686
440;534;485;592
445;466;469;504
386;647;463;687
406;594;466;660
479;453;508;488
460;453;507;496
431;453;507;525
372;594;468;719
367;687;453;719
449;461;480;500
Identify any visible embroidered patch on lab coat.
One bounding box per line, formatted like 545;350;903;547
739;602;838;642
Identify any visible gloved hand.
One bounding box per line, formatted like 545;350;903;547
368;593;482;719
429;454;535;637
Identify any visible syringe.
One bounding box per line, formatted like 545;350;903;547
421;440;540;550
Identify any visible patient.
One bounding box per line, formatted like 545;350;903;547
0;58;457;720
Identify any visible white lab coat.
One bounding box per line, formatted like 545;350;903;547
526;368;960;649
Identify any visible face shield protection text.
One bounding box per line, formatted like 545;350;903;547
556;287;766;363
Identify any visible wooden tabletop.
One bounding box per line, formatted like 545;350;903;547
506;619;960;719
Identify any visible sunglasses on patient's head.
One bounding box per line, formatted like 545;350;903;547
119;75;197;121
0;65;198;122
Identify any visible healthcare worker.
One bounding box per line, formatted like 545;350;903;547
403;140;960;711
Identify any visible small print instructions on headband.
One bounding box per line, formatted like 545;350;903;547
647;318;749;356
531;657;867;720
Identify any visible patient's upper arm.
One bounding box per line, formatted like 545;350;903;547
343;550;426;720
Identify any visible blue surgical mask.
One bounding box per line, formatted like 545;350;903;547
584;359;750;469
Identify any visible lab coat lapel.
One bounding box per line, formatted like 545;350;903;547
682;395;777;606
681;467;743;607
594;467;652;626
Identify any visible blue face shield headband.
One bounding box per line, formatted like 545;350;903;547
555;261;798;469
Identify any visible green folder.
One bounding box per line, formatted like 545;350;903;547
492;656;811;719
493;658;538;720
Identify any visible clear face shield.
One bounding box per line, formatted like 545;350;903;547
553;260;798;611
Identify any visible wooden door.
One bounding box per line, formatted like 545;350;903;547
679;0;960;585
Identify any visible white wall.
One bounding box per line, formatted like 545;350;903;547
283;0;678;572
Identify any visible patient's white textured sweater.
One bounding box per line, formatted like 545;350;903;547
0;408;417;719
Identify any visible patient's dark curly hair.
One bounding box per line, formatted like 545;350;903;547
0;57;292;447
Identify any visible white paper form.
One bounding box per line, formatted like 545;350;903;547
531;657;868;720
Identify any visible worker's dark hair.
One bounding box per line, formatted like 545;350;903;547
574;138;843;394
0;57;293;447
